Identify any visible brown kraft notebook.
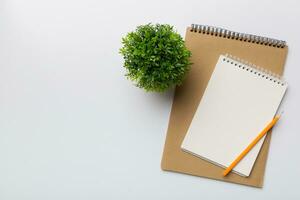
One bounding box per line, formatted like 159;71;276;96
161;24;288;187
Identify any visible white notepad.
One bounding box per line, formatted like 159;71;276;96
181;55;287;177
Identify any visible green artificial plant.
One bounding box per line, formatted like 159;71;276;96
119;24;191;92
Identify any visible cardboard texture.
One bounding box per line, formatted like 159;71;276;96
161;27;288;187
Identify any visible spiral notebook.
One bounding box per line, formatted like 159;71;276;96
161;24;288;187
181;54;287;177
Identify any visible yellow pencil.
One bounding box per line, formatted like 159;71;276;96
223;114;281;176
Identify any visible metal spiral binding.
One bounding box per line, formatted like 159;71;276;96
223;54;286;86
191;24;286;48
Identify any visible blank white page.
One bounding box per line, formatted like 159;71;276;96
181;55;287;177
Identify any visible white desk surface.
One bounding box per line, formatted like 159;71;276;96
0;0;299;199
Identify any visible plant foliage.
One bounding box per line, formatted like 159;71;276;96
120;24;191;92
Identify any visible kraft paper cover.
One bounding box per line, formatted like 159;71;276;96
161;27;288;187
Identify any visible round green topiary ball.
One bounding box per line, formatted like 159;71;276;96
119;24;192;92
